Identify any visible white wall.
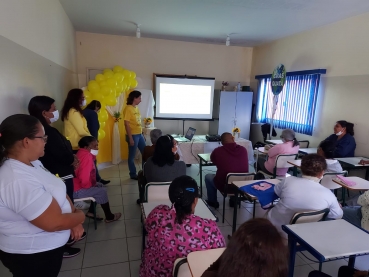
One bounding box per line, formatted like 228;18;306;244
250;12;369;156
76;31;253;135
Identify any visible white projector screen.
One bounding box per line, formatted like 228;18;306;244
155;76;215;119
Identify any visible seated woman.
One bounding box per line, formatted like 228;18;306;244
74;136;121;223
325;120;356;158
202;218;288;277
342;189;369;232
257;128;299;178
138;135;186;202
317;140;343;173
140;176;225;277
268;154;343;236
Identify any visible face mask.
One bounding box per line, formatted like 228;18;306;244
336;130;344;136
90;149;99;156
281;137;287;143
81;99;87;107
49;110;59;123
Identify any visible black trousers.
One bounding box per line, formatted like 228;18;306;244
0;246;64;277
65;178;74;203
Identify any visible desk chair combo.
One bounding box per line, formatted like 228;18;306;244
320;171;350;200
258;153;298;179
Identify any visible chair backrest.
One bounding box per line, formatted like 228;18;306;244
275;154;298;169
226;173;256;184
173;258;191;277
290;208;330;224
144;182;171;202
320;171;348;190
298;140;310;148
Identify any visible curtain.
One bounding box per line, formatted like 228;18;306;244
256;74;321;135
106;93;125;164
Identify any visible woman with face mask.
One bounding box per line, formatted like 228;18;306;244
325;120;356;158
74;136;121;223
61;89;91;152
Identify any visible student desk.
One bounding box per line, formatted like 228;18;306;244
333;176;369;205
282;220;369;277
230;179;281;233
197;153;213;198
187;248;225;277
299;148;318;155
265;139;283;145
336;157;369;179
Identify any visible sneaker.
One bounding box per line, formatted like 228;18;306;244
205;200;219;209
66;232;87;246
130;176;138;180
63;246;81;258
74;201;90;210
100;179;110;185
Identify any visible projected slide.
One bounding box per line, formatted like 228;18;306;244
159;83;211;114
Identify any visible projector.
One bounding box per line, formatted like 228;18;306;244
206;134;221;142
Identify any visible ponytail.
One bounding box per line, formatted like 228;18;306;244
0;139;6;167
292;138;300;147
337;120;355;136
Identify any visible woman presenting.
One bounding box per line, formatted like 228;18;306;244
325;120;356;158
123;90;146;180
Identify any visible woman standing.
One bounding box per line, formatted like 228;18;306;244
0;114;85;277
123;90;146;180
325;120;356;158
61;88;91;152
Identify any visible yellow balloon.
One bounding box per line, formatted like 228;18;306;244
99;121;106;129
131;72;136;79
84;95;91;106
92;92;104;102
88;80;100;93
98;129;106;140
98;80;107;87
123;70;131;79
103;71;114;79
107;78;117;87
98;109;108;122
84;89;92;98
105;95;117;106
103;68;113;74
100;86;112;96
113;65;124;73
130;79;138;88
115;83;124;94
95;74;105;82
113;72;124;83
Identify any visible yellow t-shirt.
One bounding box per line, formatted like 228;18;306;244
123;105;142;134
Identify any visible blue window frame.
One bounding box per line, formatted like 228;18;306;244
255;69;326;136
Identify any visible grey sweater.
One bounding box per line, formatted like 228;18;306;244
144;157;186;183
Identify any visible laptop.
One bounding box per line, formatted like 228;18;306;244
173;127;196;142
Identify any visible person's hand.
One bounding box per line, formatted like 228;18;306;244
70;224;84;241
353;270;368;277
339;203;343;209
129;138;134;146
72;155;80;169
359;159;369;165
74;209;85;222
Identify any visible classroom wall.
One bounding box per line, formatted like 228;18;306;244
250;12;369;157
76;31;253;135
0;0;78;130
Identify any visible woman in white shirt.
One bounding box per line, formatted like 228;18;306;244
268;154;343;236
317;140;343;173
0;114;85;277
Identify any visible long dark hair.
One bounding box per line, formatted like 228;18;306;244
337;120;354;136
85;100;101;111
0;114;40;166
319;140;336;159
126;90;141;105
61;88;84;121
78;136;97;148
168;176;199;224
217;218;288;277
28;96;55;127
152;135;175;167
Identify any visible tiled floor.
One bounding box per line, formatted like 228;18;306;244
1;162;368;277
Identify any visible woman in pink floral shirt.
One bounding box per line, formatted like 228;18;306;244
140;176;225;277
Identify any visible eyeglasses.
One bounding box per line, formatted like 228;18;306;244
34;135;48;143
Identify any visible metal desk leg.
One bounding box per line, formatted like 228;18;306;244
348;255;356;268
287;235;297;277
342;187;346;206
252;200;256;219
232;188;239;234
199;160;203;198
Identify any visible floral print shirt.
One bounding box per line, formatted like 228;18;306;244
140;205;225;277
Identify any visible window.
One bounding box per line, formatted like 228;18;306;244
256;70;325;135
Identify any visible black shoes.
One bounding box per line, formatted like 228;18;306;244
205;200;220;209
63;246;81;258
100;179;111;185
66;232;87;246
130;176;138;180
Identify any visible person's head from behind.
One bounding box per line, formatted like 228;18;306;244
78;136;99;156
169;176;199;224
61;88;85;121
334;120;354;136
280;128;299;147
126;90;142;106
221;132;234;145
318;140;336;159
0;114;47;166
152;135;177;167
28;96;59;126
150;129;162;145
301;154;327;179
85;100;101;113
218;218;288;277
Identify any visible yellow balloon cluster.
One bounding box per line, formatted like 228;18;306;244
83;65;138;140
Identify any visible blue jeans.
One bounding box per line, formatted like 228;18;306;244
205;174;217;202
126;134;146;178
342;206;362;227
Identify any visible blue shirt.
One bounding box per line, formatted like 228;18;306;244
325;134;356;158
82;109;99;139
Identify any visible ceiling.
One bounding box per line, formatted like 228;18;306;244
60;0;369;47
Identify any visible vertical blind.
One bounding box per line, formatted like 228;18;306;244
256;74;321;135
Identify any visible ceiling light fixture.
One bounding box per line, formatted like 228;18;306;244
226;35;230;46
136;24;141;38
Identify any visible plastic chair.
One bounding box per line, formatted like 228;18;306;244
144;182;172;202
173;258;191;277
320;171;349;199
220;173;255;223
74;197;97;230
258;154;298;179
298;140;310;148
290;208;330;224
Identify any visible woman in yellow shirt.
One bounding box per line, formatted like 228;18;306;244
123;90;146;179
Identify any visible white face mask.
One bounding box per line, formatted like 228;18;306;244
90;149;99;156
49;110;59;123
81;99;87;107
336;130;344;136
